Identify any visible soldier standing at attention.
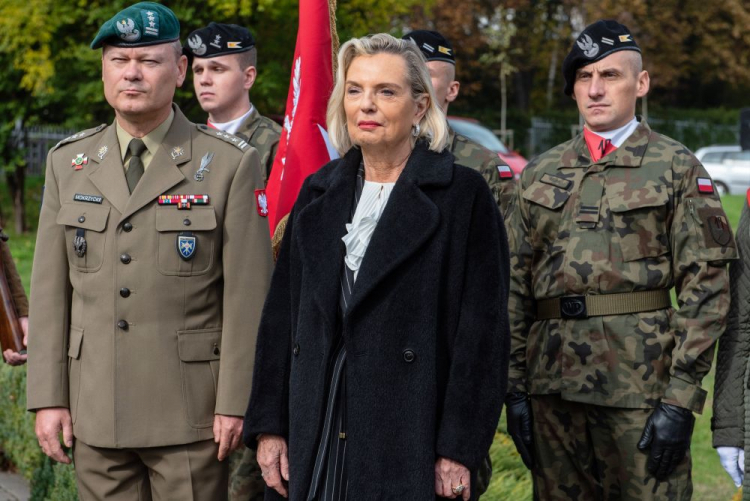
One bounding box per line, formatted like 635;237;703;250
403;30;515;216
26;3;273;499
186;23;281;184
505;20;736;500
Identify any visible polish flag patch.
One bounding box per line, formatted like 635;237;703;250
256;189;269;217
697;178;714;194
497;165;514;179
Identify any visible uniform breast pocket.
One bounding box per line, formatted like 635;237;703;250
606;184;669;262
155;207;217;276
522;179;571;249
56;203;111;272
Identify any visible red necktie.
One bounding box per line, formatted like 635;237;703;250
583;128;617;162
206;121;217;129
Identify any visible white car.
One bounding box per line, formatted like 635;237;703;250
695;145;749;196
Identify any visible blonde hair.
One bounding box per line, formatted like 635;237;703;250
326;33;448;155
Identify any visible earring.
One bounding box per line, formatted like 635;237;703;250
412;123;421;137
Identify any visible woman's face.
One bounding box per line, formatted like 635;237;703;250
344;53;427;152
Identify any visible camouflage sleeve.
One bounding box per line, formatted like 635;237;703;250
482;156;516;219
506;166;537;393
665;154;736;414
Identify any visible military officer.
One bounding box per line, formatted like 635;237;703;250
505;20;736;500
0;228;29;366
186;22;281;183
403;30;515;216
26;3;273;499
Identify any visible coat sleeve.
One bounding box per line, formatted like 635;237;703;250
27;150;73;410
0;240;28;317
712;202;750;447
665;155;736;413
243;178;312;448
435;176;510;471
215;147;274;416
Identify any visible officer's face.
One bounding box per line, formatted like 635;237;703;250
344;53;428;153
426;61;459;114
573;51;649;132
102;44;188;122
192;55;256;121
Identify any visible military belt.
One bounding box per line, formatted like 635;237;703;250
536;290;672;320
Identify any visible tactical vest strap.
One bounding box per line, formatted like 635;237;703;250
536;289;672;320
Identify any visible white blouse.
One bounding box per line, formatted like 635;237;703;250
341;180;395;281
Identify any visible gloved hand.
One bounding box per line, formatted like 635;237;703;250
637;402;695;480
505;392;535;470
717;446;745;488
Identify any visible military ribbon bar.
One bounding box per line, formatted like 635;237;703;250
158;194;210;210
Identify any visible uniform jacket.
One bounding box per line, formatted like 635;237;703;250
447;127;515;217
506;121;735;413
0;239;28;316
712;197;750;497
26;106;274;448
244;142;510;500
235;107;281;183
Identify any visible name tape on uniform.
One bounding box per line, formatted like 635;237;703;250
74;193;103;204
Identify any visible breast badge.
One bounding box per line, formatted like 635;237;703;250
177;232;196;260
194;152;214;181
72;154;88;171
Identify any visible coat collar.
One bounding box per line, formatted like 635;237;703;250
296;142;452;326
558;118;652;170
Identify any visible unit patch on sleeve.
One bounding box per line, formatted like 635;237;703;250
697;177;714;194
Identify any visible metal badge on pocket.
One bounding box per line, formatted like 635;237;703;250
73;228;87;257
177;231;197;260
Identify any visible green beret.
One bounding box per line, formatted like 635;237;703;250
90;2;180;49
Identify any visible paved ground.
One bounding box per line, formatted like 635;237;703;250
0;471;29;501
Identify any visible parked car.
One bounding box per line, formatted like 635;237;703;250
694;145;749;196
447;117;528;178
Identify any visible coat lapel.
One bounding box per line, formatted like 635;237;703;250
119;108;192;224
87;125;129;214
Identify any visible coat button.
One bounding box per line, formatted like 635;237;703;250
293;343;300;356
183;219;191;226
120;253;131;264
78;216;86;223
403;349;416;363
213;343;220;356
117;320;129;331
120;287;130;298
122;222;133;232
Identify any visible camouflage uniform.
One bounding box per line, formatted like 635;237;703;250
235;107;282;184
448;127;516;218
506;120;735;499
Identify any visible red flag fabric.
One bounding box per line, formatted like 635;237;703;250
265;0;336;236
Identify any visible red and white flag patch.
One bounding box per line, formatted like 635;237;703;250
497;165;513;179
255;189;269;217
697;178;714;194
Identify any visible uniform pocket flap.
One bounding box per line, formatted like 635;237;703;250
68;326;84;359
607;184;668;212
177;328;222;362
522;180;571;210
57;203;110;232
156;207;217;232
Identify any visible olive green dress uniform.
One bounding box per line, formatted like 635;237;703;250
0;232;28;317
26;105;273;498
506;120;736;499
235;107;281;184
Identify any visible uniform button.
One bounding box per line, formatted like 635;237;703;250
78;216;86;223
402;349;416;363
120;288;130;298
120;253;131;264
213;343;220;356
117;320;129;331
183;219;191;226
293;343;300;356
123;222;133;232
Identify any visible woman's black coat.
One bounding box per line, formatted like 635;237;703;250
244;142;510;500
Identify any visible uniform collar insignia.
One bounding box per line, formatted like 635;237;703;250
98;146;108;160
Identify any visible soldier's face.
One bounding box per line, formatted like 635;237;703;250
573;51;649;132
192;54;256;121
102;44;187;122
426;61;459;114
344;53;428;152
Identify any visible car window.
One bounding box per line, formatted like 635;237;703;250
723;151;750;161
701;152;724;163
447;119;510;154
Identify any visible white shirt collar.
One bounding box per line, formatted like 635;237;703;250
209;105;254;136
594;117;639;147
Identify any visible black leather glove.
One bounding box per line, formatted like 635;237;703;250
505;392;535;470
637;402;695;480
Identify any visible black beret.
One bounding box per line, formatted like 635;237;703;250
562;20;641;96
184;22;255;59
402;30;455;65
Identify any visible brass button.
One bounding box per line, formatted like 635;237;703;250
117;320;129;331
123;222;133;232
120;253;131;264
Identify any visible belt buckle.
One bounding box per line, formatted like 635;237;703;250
560;296;587;319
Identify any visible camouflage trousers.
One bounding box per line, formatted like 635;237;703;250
228;447;265;501
529;395;692;501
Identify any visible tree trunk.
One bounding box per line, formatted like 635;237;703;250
500;65;507;134
546;43;559;108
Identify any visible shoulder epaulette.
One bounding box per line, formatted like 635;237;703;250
51;124;107;152
196;124;250;151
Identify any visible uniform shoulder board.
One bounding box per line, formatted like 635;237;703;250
50;124;107;153
196;124;251;152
